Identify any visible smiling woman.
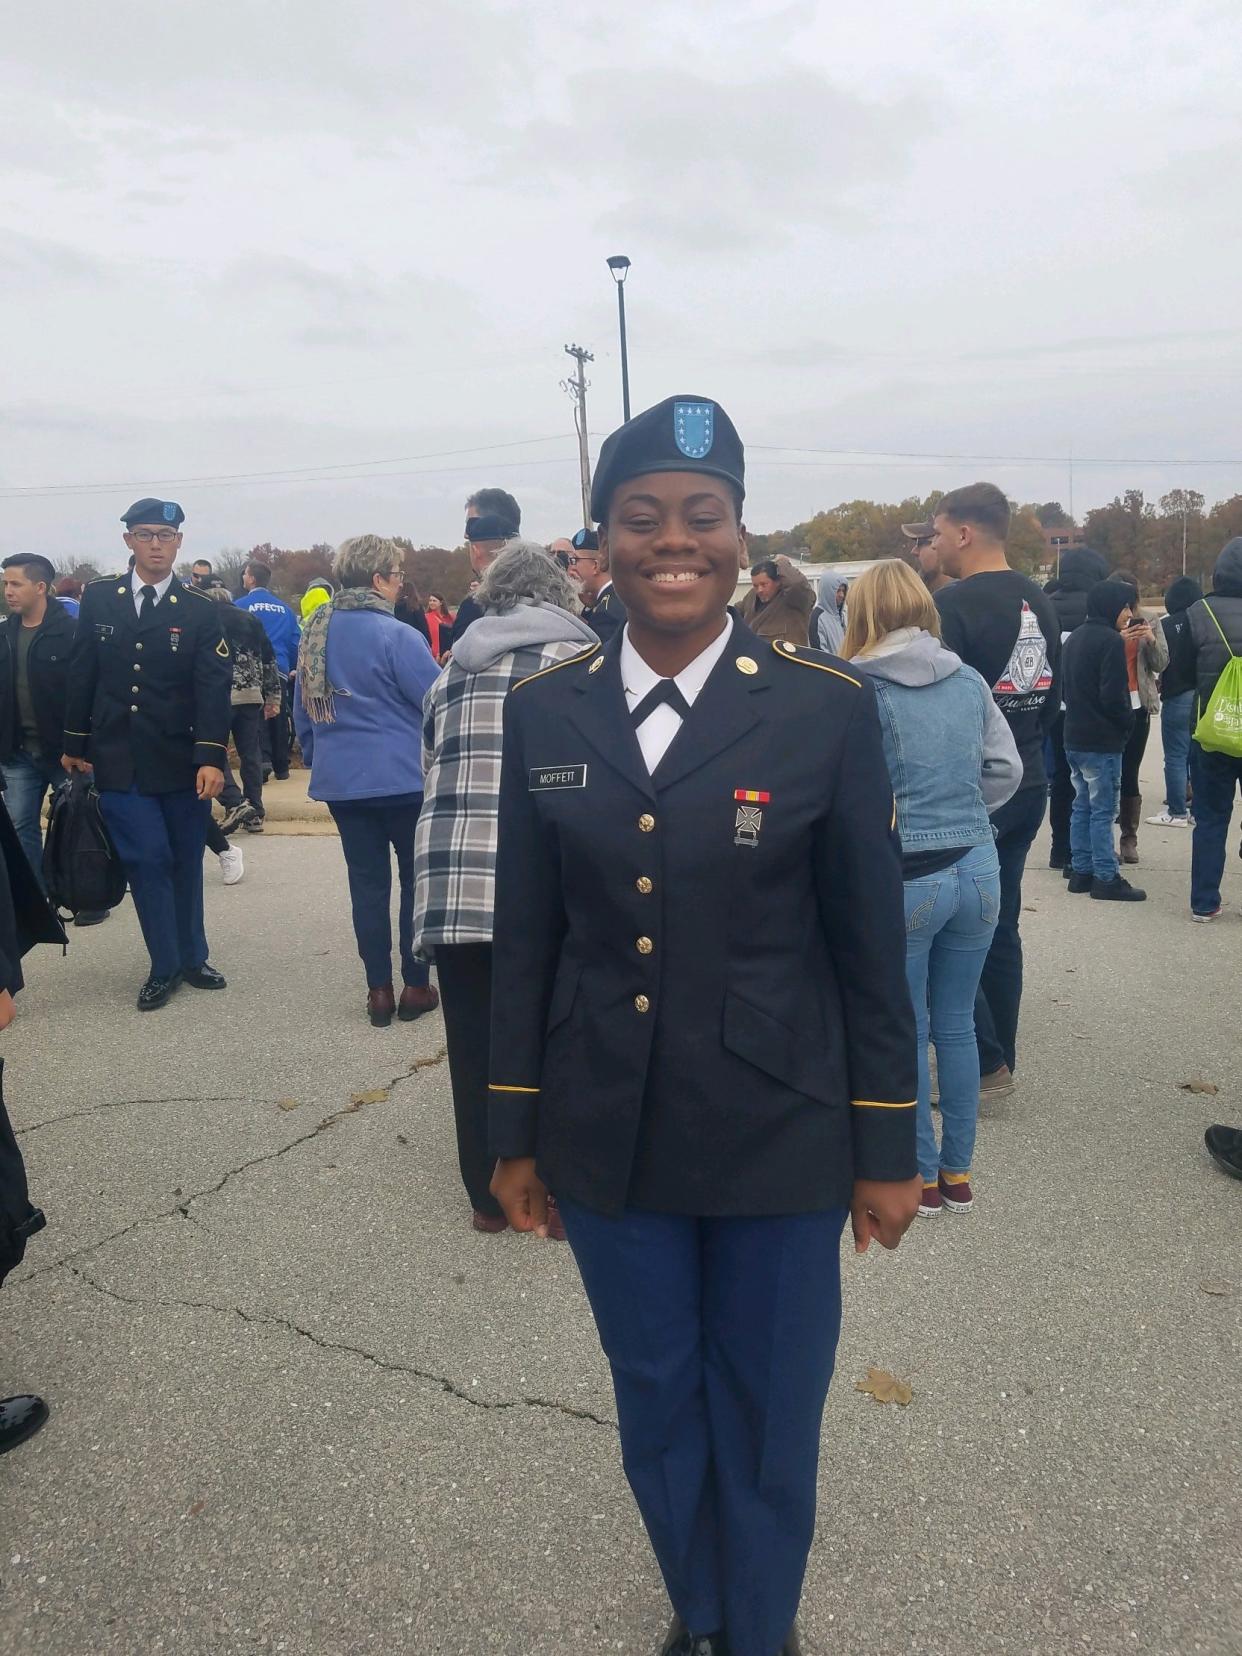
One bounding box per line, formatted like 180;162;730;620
486;395;922;1656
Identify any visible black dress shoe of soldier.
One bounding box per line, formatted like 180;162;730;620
659;1615;730;1655
137;973;181;1011
73;908;110;927
183;964;227;990
0;1394;49;1455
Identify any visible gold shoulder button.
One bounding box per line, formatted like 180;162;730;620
735;655;758;675
513;641;601;690
771;638;861;688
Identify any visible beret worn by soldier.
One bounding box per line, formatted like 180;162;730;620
571;527;600;552
589;395;745;524
121;497;185;528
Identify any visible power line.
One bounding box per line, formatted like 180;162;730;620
0;434;574;499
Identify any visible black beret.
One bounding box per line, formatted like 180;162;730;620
590;395;744;524
571;527;600;552
465;513;517;543
122;497;184;528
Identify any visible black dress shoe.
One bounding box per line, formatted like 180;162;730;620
1205;1124;1242;1179
0;1394;49;1454
73;908;110;927
183;964;227;990
137;973;180;1011
659;1615;729;1655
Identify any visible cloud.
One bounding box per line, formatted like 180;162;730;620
499;67;924;248
0;232;110;285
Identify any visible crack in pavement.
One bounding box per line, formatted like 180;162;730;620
63;1263;616;1431
10;1047;449;1289
17;1096;248;1135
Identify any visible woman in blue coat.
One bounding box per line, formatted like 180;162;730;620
293;534;441;1027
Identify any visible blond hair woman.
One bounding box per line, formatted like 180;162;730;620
842;560;1021;1216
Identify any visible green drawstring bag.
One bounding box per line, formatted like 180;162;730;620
1193;603;1242;757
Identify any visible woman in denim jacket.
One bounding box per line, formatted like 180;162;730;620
843;561;1021;1217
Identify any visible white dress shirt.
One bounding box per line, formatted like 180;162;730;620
621;616;734;774
131;570;175;617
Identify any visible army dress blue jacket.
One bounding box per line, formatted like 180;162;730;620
63;578;232;794
488;619;917;1218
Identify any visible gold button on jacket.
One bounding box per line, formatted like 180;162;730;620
636;936;653;955
636;876;653;894
633;994;650;1013
638;813;655;832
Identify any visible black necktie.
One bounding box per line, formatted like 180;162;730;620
630;678;693;728
139;583;157;619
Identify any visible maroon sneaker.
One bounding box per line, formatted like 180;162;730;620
939;1173;974;1212
471;1210;507;1234
917;1183;942;1217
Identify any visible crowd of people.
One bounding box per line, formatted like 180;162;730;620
2;398;1240;1655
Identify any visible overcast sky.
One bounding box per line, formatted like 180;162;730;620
4;0;1241;562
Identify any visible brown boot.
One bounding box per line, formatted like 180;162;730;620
367;983;396;1027
398;983;440;1022
1119;795;1141;864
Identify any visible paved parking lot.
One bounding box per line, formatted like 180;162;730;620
2;743;1240;1654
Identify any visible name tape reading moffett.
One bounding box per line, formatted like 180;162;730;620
529;765;589;791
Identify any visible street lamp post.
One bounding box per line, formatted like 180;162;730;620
606;255;631;422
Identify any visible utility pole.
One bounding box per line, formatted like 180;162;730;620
561;343;594;529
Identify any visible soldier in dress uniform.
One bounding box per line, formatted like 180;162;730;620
570;527;628;642
488;397;921;1656
61;499;233;1011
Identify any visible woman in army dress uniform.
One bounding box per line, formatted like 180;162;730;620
487;397;921;1656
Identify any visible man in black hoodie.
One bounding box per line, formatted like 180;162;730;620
1147;576;1203;827
1045;545;1109;869
1061;579;1146;901
1167;537;1242;920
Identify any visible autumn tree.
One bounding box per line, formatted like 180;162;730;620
1035;501;1073;529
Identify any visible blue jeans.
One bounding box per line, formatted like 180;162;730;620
1189;744;1242;916
327;797;430;990
904;842;1000;1185
1067;749;1123;882
974;785;1046;1076
1161;691;1195;816
557;1198;847;1656
1;750;63;891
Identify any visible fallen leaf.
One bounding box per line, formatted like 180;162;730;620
1179;1076;1219;1095
1023;905;1037;913
349;1087;389;1107
276;1097;300;1112
396;1133;408;1145
187;1500;205;1517
1199;1279;1232;1297
855;1367;913;1406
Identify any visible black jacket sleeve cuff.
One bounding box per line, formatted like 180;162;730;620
850;1100;918;1182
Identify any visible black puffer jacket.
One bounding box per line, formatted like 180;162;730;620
1171;540;1242;716
1050;546;1110;637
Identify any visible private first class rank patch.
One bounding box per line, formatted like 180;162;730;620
529;764;588;791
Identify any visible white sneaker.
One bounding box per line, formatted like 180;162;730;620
219;846;244;886
1146;811;1191;827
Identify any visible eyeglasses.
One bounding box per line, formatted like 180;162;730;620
567;554;599;568
129;529;180;544
379;568;403;580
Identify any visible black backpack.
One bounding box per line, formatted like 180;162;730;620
41;775;128;919
0;1059;43;1286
